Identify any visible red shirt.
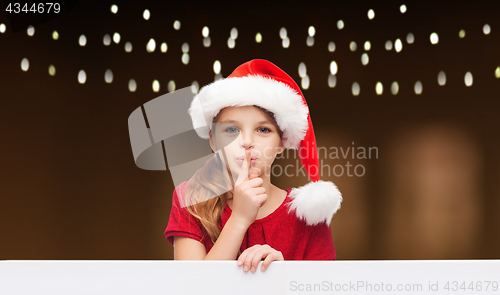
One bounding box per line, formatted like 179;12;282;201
164;181;336;260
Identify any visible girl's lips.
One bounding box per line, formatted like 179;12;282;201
235;158;257;166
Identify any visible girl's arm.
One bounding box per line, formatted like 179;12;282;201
203;215;249;260
173;215;248;260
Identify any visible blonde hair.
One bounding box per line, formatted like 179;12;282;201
183;105;283;255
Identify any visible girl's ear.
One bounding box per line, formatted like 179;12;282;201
277;138;286;154
209;131;215;152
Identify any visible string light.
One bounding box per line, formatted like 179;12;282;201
280;28;287;39
459;29;466;38
79;35;87;46
105;69;113;83
103;34;111;46
414;81;423;94
52;31;59;40
352;82;360;96
307;36;314;46
173;20;181;30
27;25;34;36
125;42;132;52
385;40;393;50
228;37;235;49
483;24;491;35
361;53;369;65
368;9;375;20
337;20;344;30
430;32;439;44
364;41;371;51
464;72;473;86
21;58;29;71
0;23;6;33
298;62;307;78
328;42;336;52
308;26;316;37
48;65;56;76
350;41;357;51
161;42;167;53
330;61;338;75
395;39;403;52
301;75;310;90
255;32;262;43
181;53;189;64
129;79;137;92
152;80;160;92
147;38;156;52
110;4;118;14
375;82;383;95
282;37;290;48
213;60;221;74
203;37;211;47
328;74;337;88
191;81;199;94
406;33;414;44
231;27;238;39
143;9;150;20
400;5;407;13
202;26;209;38
78;70;86;84
113;32;120;44
438;71;446;86
391;82;399;95
168;80;176;92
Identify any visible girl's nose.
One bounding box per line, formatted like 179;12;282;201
239;133;254;149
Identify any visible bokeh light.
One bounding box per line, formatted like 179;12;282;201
464;72;473;86
78;70;86;84
352;82;360;96
129;79;137;92
255;32;262;43
438;71;446;86
361;53;369;65
415;81;423;94
483;24;491;35
330;61;338;75
430;32;439;44
376;82;383;95
391;82;399;95
143;9;150;20
328;42;336;52
21;58;29;71
337;20;344;30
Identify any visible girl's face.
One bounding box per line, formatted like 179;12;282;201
209;106;284;179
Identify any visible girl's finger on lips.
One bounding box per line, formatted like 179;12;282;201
236;150;251;185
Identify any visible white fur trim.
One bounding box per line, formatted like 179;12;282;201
188;75;309;149
287;180;342;226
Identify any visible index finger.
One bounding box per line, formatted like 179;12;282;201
235;150;251;185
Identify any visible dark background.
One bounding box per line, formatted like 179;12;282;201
1;0;499;260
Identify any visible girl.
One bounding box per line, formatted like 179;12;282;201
165;59;342;272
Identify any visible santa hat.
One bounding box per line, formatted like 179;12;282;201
188;59;342;226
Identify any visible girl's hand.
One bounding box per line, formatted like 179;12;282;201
237;244;284;272
231;150;267;228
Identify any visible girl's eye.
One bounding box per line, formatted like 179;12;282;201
257;127;271;133
225;127;239;133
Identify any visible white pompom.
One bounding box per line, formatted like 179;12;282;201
287;180;342;226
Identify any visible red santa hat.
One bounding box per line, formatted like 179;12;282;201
188;59;342;226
